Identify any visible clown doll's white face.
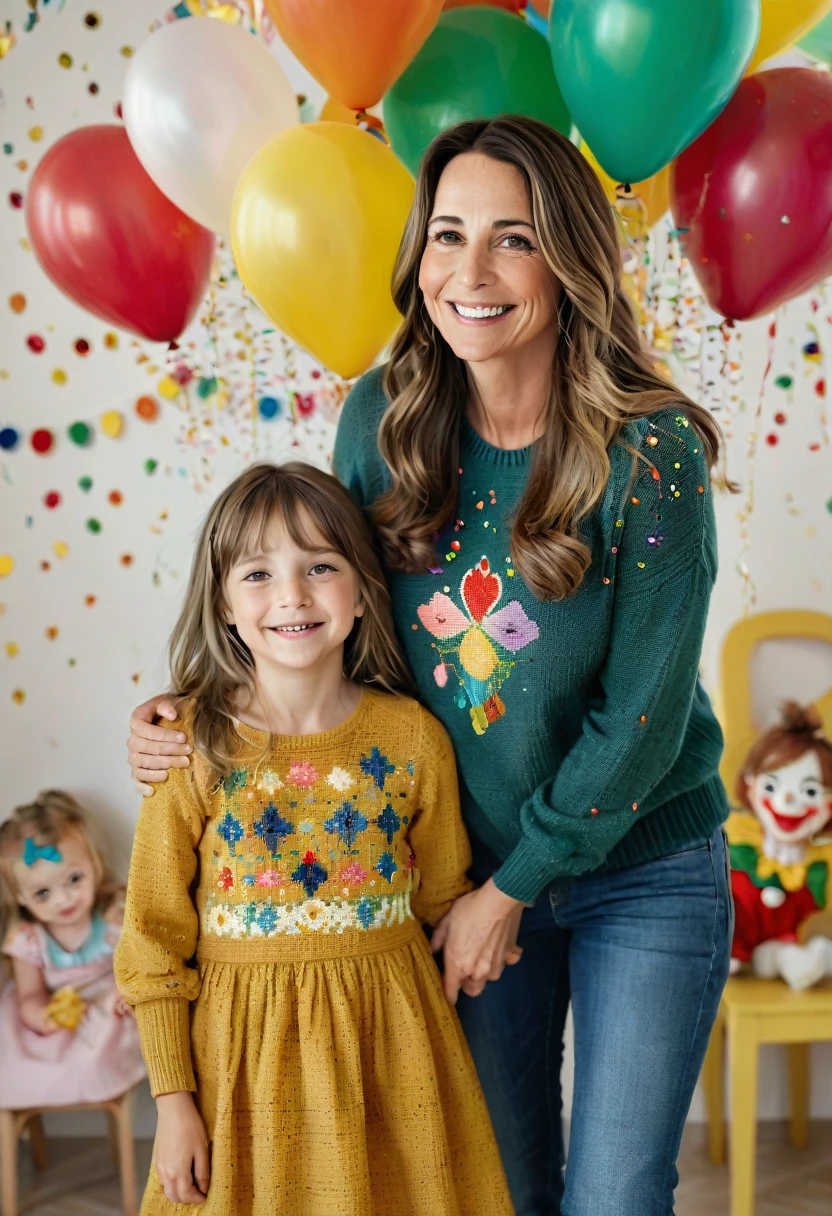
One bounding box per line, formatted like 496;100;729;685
747;750;832;845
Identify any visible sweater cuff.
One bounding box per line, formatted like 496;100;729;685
134;998;196;1097
493;837;555;905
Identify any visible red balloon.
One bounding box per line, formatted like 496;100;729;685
26;125;214;343
671;70;832;321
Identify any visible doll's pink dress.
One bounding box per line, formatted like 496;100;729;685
0;911;146;1108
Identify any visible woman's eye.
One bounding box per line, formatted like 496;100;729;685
434;230;462;244
501;233;533;251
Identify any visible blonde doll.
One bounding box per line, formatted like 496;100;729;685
0;791;145;1108
115;462;513;1216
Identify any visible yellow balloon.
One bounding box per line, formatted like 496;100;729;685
748;0;832;71
580;142;670;227
320;96;358;123
232;123;414;379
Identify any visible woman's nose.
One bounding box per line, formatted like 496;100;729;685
456;240;494;290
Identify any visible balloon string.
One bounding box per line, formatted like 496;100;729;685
737;314;778;613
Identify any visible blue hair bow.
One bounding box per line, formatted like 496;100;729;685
23;838;62;866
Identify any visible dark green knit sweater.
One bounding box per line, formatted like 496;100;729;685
334;367;728;904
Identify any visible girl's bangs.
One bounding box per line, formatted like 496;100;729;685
219;475;351;575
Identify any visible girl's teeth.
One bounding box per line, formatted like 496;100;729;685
455;304;509;318
278;624;313;632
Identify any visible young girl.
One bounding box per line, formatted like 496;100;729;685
0;791;146;1108
114;462;513;1216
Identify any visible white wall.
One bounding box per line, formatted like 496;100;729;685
2;0;831;1136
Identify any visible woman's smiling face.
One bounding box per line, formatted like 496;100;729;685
418;151;560;365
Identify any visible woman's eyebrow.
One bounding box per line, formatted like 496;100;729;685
428;215;536;231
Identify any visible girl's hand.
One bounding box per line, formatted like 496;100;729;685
154;1091;210;1204
19;997;62;1036
431;879;525;1005
114;996;134;1018
127;695;190;796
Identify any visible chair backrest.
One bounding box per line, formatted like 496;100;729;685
718;609;832;800
798;908;832;945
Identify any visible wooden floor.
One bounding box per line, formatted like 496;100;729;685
9;1121;832;1214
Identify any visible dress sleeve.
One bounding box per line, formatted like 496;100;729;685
114;736;206;1096
332;366;391;514
2;923;43;968
494;413;721;904
408;709;473;926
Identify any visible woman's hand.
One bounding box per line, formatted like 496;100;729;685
154;1091;210;1204
127;695;190;795
431;879;525;1005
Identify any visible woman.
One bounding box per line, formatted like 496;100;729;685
127;116;732;1216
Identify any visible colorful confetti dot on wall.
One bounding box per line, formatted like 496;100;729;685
144;459;158;475
5;642;19;658
88;82;99;95
259;397;279;419
58;52;73;68
120;554;134;566
9;192;23;209
100;410;123;437
31;429;54;454
108;490;123;506
51;541;68;559
28;127;43;142
9;293;25;313
74;338;90;355
135;395;160;420
86;518;102;534
0;555;15;578
156;377;179;400
78;476;93;492
774;374;793;390
85;12;102;27
103;331;118;348
68;421;91;445
45;626;58;640
43;491;61;509
0;427;20;450
26;334;45;352
85;595;96;606
52;368;67;385
11;689;25;705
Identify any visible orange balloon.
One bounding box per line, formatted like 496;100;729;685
264;0;444;110
320;96;359;123
580;142;670;226
529;0;551;16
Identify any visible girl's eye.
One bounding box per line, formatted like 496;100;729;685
310;563;336;576
501;233;533;251
35;888;50;900
69;871;84;885
244;570;269;582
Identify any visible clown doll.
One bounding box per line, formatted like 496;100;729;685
726;702;832;990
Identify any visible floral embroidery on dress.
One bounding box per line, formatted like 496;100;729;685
339;862;368;888
254;805;294;854
223;769;248;798
292;851;328;898
376;804;401;845
204;891;413;938
326;766;354;792
256;869;284;887
217;811;244;854
287;761;318;788
417;556;539;735
217;867;234;892
324;803;368;848
375;852;398;883
361;748;396;790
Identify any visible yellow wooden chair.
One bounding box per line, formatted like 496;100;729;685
702;610;832;1216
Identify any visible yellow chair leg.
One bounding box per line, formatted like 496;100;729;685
703;1019;726;1165
787;1042;810;1150
729;1019;759;1216
0;1109;19;1216
114;1092;138;1216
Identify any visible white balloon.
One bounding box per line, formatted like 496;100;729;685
124;18;298;236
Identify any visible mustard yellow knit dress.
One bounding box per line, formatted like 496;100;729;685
115;690;512;1216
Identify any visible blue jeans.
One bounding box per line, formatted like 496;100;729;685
457;829;733;1216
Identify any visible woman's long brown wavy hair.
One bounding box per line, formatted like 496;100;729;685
372;115;725;601
169;462;412;785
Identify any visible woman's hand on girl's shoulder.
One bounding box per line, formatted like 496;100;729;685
127;695;192;796
154;1091;210;1204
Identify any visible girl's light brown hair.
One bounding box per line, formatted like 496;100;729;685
169;461;412;784
372;114;726;601
737;702;832;810
0;790;107;941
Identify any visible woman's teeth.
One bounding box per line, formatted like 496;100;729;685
453;304;511;318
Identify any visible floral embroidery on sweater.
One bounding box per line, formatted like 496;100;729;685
417;556;539;735
203;741;422;937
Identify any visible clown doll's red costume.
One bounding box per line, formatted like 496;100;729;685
726;703;832;990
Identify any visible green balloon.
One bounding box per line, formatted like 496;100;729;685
799;12;832;64
384;7;571;177
551;0;760;183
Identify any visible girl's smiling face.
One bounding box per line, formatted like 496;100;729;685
747;750;832;844
12;832;96;931
225;508;364;677
418;151;560;365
